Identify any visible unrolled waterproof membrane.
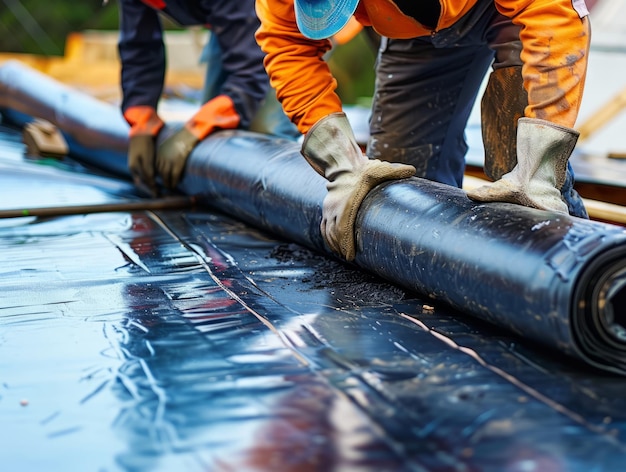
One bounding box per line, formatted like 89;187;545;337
2;60;626;376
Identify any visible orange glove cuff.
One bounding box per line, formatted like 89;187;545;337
185;95;241;140
124;106;164;137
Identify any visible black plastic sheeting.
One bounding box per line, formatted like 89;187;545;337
3;121;626;471
2;60;626;376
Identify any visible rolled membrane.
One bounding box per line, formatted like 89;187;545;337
2;60;626;375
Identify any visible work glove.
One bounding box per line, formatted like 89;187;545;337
302;112;416;261
156;94;240;190
467;118;577;214
125;106;164;197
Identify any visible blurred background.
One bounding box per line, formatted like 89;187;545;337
0;0;376;105
1;0;626;187
0;0;117;56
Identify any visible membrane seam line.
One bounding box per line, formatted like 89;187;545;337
148;211;311;368
399;312;626;449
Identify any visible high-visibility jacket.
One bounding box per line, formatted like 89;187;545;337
255;0;590;134
119;0;267;129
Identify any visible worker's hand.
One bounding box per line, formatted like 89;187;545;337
321;159;416;261
125;106;164;197
467;118;577;214
302;113;416;261
128;134;159;196
156;95;241;190
155;126;199;190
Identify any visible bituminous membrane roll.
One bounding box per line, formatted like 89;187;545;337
2;60;626;375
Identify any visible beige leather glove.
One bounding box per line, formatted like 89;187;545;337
467;118;577;214
302;113;416;261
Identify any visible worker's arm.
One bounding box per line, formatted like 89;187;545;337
118;0;166;115
256;0;415;261
155;0;270;191
118;0;167;196
255;0;344;134
467;0;590;215
495;0;590;127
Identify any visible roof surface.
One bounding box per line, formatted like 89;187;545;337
2;118;626;471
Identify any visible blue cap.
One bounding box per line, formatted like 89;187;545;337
294;0;359;40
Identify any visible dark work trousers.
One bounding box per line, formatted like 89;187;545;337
367;0;588;218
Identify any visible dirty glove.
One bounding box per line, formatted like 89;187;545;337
467;118;577;214
302;112;416;261
156;95;240;190
125;106;164;197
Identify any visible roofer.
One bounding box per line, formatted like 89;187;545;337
255;0;591;261
118;0;295;197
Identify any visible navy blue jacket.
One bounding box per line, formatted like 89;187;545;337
118;0;268;128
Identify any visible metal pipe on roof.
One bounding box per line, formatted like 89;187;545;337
0;195;196;219
2;59;626;375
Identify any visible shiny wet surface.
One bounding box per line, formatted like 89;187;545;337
1;122;626;471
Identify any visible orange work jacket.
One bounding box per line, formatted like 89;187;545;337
255;0;590;134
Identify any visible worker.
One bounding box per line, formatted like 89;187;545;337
255;0;591;261
118;0;291;197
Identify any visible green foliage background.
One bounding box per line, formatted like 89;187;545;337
0;0;119;55
0;0;375;103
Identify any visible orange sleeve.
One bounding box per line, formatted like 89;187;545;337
495;0;590;127
255;0;344;134
124;106;164;137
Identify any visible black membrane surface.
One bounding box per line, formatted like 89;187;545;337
2;123;626;471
